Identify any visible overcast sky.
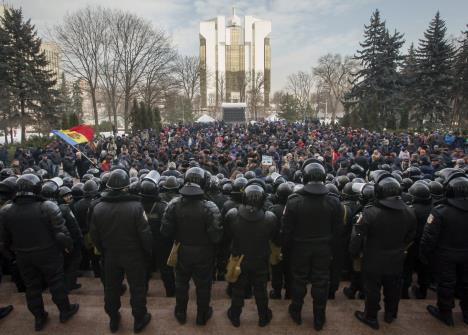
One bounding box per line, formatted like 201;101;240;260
9;0;468;92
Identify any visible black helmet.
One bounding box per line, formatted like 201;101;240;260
207;176;220;193
41;179;61;199
100;172;110;187
437;168;465;186
375;176;401;199
185;167;207;188
216;173;224;180
342;182;357;199
17;173;42;195
273;176;286;191
130;176;139;184
408;182;431;202
22;167;35;175
350;164;365;177
129;181;141;194
163;176;179;190
405;166;422;181
59;186;72;198
140;179;158;197
445;176;468;209
346;172;356;182
222;182;233;195
379;164;392;172
138;169;150;178
265;175;274;184
0;176;18;196
334;175;350;191
244;170;256;180
235;173;245;179
83;179;99;197
325;183;340;196
107;169;130;190
243;184;265;208
81;173;93;183
369;170;392;183
246;178;267;191
303;162;326;183
401;178;413;192
36;169;49;180
276;182;293;204
429;180;444;198
86;168;100;177
232;177;248;194
391;172;403;184
0;168;15;180
62;176;74;188
71;183;84;199
293;170;303;183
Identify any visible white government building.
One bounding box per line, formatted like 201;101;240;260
199;8;271;121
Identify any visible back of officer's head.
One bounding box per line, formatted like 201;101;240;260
408;181;431;203
106;169;130;191
302;162;326;184
375;176;401;199
16;173;42;196
243;184;265;209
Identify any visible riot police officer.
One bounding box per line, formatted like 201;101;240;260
41;177;83;292
225;184;277;327
269;182;293;300
0;174;79;331
420;169;468;326
161;167;223;326
282;159;344;331
89;169;153;333
350;171;416;330
402;181;432;299
160;176;180;203
140;171;175;297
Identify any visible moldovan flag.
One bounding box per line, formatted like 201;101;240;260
51;124;94;146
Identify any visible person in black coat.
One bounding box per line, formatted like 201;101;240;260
225;184;278;328
0;174;79;331
161;167;223;326
90;169;153;333
282;159;343;331
350;171;416;330
420;169;468;326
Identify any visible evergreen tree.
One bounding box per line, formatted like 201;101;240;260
69;112;80;127
400;44;418;129
152;107;162;131
278;93;300;122
130;98;142;132
414;11;454;129
58;72;73;121
345;10;404;130
71;80;83;121
452;25;468;129
1;8;58;142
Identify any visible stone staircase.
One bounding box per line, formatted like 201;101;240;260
0;276;467;334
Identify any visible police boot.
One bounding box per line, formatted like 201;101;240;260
134;313;151;333
60;304;79;323
426;305;454;326
288;304;302;325
174;306;187;325
34;311;49;332
227;307;241;327
258;308;273;327
269;289;282;300
314;308;326;331
0;305;13;320
109;312;121;333
196;306;213;326
354;311;379;330
384;311;397;324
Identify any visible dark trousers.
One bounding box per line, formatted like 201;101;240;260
330;238;347;294
402;244;429;294
103;252;148;320
81;246;101;278
152;236;175;295
214;237;231;279
435;256;468;314
64;246;82;290
363;272;401;319
230;262;269;317
175;245;214;314
271;249;291;294
290;243;330;314
16;247;70;318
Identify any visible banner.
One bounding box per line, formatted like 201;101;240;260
51;124;94;146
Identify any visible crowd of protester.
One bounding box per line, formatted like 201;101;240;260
0;121;466;333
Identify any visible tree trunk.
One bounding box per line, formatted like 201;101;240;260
124;92;130;132
90;90;99;126
9;128;13;144
4;128;8;145
20;99;26;144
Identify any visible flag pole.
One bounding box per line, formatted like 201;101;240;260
70;144;98;168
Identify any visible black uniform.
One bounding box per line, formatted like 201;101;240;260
350;198;416;321
282;183;343;323
141;197;175;296
161;194;222;322
402;199;432;298
225;205;277;320
89;191;153;323
420;201;468;321
0;197;74;319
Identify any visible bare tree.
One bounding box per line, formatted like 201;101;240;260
55;6;106;126
173;55;201;105
286;71;314;120
313;53;358;123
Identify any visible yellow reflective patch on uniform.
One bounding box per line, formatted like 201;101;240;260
427;214;434;225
